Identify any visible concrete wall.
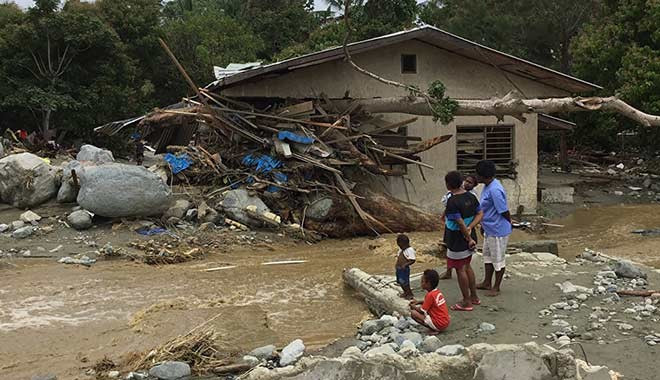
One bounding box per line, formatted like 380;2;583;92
223;40;565;214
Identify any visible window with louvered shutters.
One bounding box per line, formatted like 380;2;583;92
456;125;514;174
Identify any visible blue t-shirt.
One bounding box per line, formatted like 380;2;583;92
479;179;512;237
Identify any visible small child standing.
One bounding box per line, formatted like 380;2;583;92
395;234;416;300
409;269;450;334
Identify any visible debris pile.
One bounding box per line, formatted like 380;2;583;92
125;239;205;265
101;94;448;237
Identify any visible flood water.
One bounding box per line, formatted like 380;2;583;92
2;204;660;378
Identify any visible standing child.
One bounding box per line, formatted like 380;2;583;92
134;138;145;166
395;234;416;300
409;269;450;334
444;171;483;311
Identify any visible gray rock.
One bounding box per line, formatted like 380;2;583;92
364;344;397;358
0;153;58;208
643;177;653;189
77;164;172;217
125;372;149;380
420;335;443;353
394;318;409;330
242;355;260;368
148;361;191;379
249;344;277;360
68;210;93;230
20;210;41;223
306;197;334;221
12;226;34;239
617;323;634;331
379;314;398;327
478;322;496;333
198;201;220;223
31;375;57;380
0;223;8;233
612;260;647;279
509;240;559;256
394;332;423;347
436;344;466;356
360;319;387;335
164;199;192;220
398;340;418;357
57;160;84;203
10;220;25;230
107;370;120;378
341;346;363;359
76;144;114;164
473;348;553;380
220;189;270;226
279;339;305;367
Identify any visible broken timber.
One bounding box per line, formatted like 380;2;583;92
343;267;409;317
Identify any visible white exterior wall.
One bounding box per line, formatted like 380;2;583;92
223;40;569;214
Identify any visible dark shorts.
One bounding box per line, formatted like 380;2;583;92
447;255;472;270
396;266;410;286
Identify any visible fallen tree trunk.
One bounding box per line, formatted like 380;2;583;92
342;268;410;317
332;93;660;126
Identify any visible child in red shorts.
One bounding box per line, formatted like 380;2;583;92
409;269;450;333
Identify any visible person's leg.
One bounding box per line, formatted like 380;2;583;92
477;237;494;290
455;264;472;308
486;236;508;297
487;268;505;297
402;266;414;298
466;262;480;304
440;267;452;280
411;310;440;335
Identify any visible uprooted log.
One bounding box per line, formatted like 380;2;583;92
331;93;660;126
342;267;410;316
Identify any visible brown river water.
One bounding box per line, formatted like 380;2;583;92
1;204;660;378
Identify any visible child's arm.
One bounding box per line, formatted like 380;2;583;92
456;218;476;249
466;210;484;236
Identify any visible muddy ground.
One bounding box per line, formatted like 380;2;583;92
1;171;660;380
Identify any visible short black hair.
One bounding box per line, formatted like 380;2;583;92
423;269;440;289
465;174;478;182
397;234;409;246
445;171;463;190
476;160;496;179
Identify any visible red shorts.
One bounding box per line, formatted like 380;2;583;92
447;255;472;269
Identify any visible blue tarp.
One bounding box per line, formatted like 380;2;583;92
242;154;282;173
277;131;314;145
164;153;192;174
136;227;167;236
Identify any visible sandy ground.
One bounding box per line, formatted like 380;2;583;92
1;172;660;379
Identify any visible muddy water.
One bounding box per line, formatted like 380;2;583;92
541;204;660;267
2;204;660;379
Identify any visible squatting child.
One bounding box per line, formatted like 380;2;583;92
409;269;450;334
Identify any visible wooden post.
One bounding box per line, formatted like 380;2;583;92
559;131;570;172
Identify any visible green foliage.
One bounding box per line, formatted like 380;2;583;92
427;80;458;124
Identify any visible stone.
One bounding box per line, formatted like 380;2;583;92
473;348;553;380
20;210;41;223
643;177;653;189
220;189;271;226
556;336;571;345
242;355;260;367
12;226;34;239
164;199;192;220
198;201;220;223
31;375;57;380
582;333;595;341
148;361;191;380
617;323;633;331
185;208;198;221
478;322;496;333
249;344;277;360
0;223;8;233
125;372;149;380
534;252;566;263
420;335;443;353
379;314;398;326
108;370;120;378
364;344;396;358
394;318;409;330
68;210;93;230
279;339;305;366
612;260;647;279
509;240;559;256
77;164;172;217
76;144;114;164
394;332;423;347
398;340;418;357
0;153;58;208
436;344;466;356
57;160;84;203
11;220;25;230
305;197;334;221
541;186;574;204
341;346;363;359
360;319;387;335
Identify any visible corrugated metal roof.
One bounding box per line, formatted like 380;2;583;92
539;113;576;131
208;25;601;93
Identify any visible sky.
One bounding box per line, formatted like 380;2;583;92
4;0;340;10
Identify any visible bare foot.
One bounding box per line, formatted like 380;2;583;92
485;289;500;297
471;297;481;305
476;282;491;290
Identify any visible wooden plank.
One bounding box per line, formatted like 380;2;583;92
367;117;418;135
278;101;314;117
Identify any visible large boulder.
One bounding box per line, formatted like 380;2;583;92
76;144;114;164
220;188;270;226
0;153;58;208
57;160;84;203
77;164;172;217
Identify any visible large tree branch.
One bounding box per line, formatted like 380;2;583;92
332;93;660;127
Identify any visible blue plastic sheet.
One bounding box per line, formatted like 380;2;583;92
242;154;282;173
136;227;167;236
164;153;192;174
277;131;314;145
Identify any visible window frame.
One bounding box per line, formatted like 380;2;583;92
400;54;417;74
455;124;515;174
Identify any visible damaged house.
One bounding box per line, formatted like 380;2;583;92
209;26;600;214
